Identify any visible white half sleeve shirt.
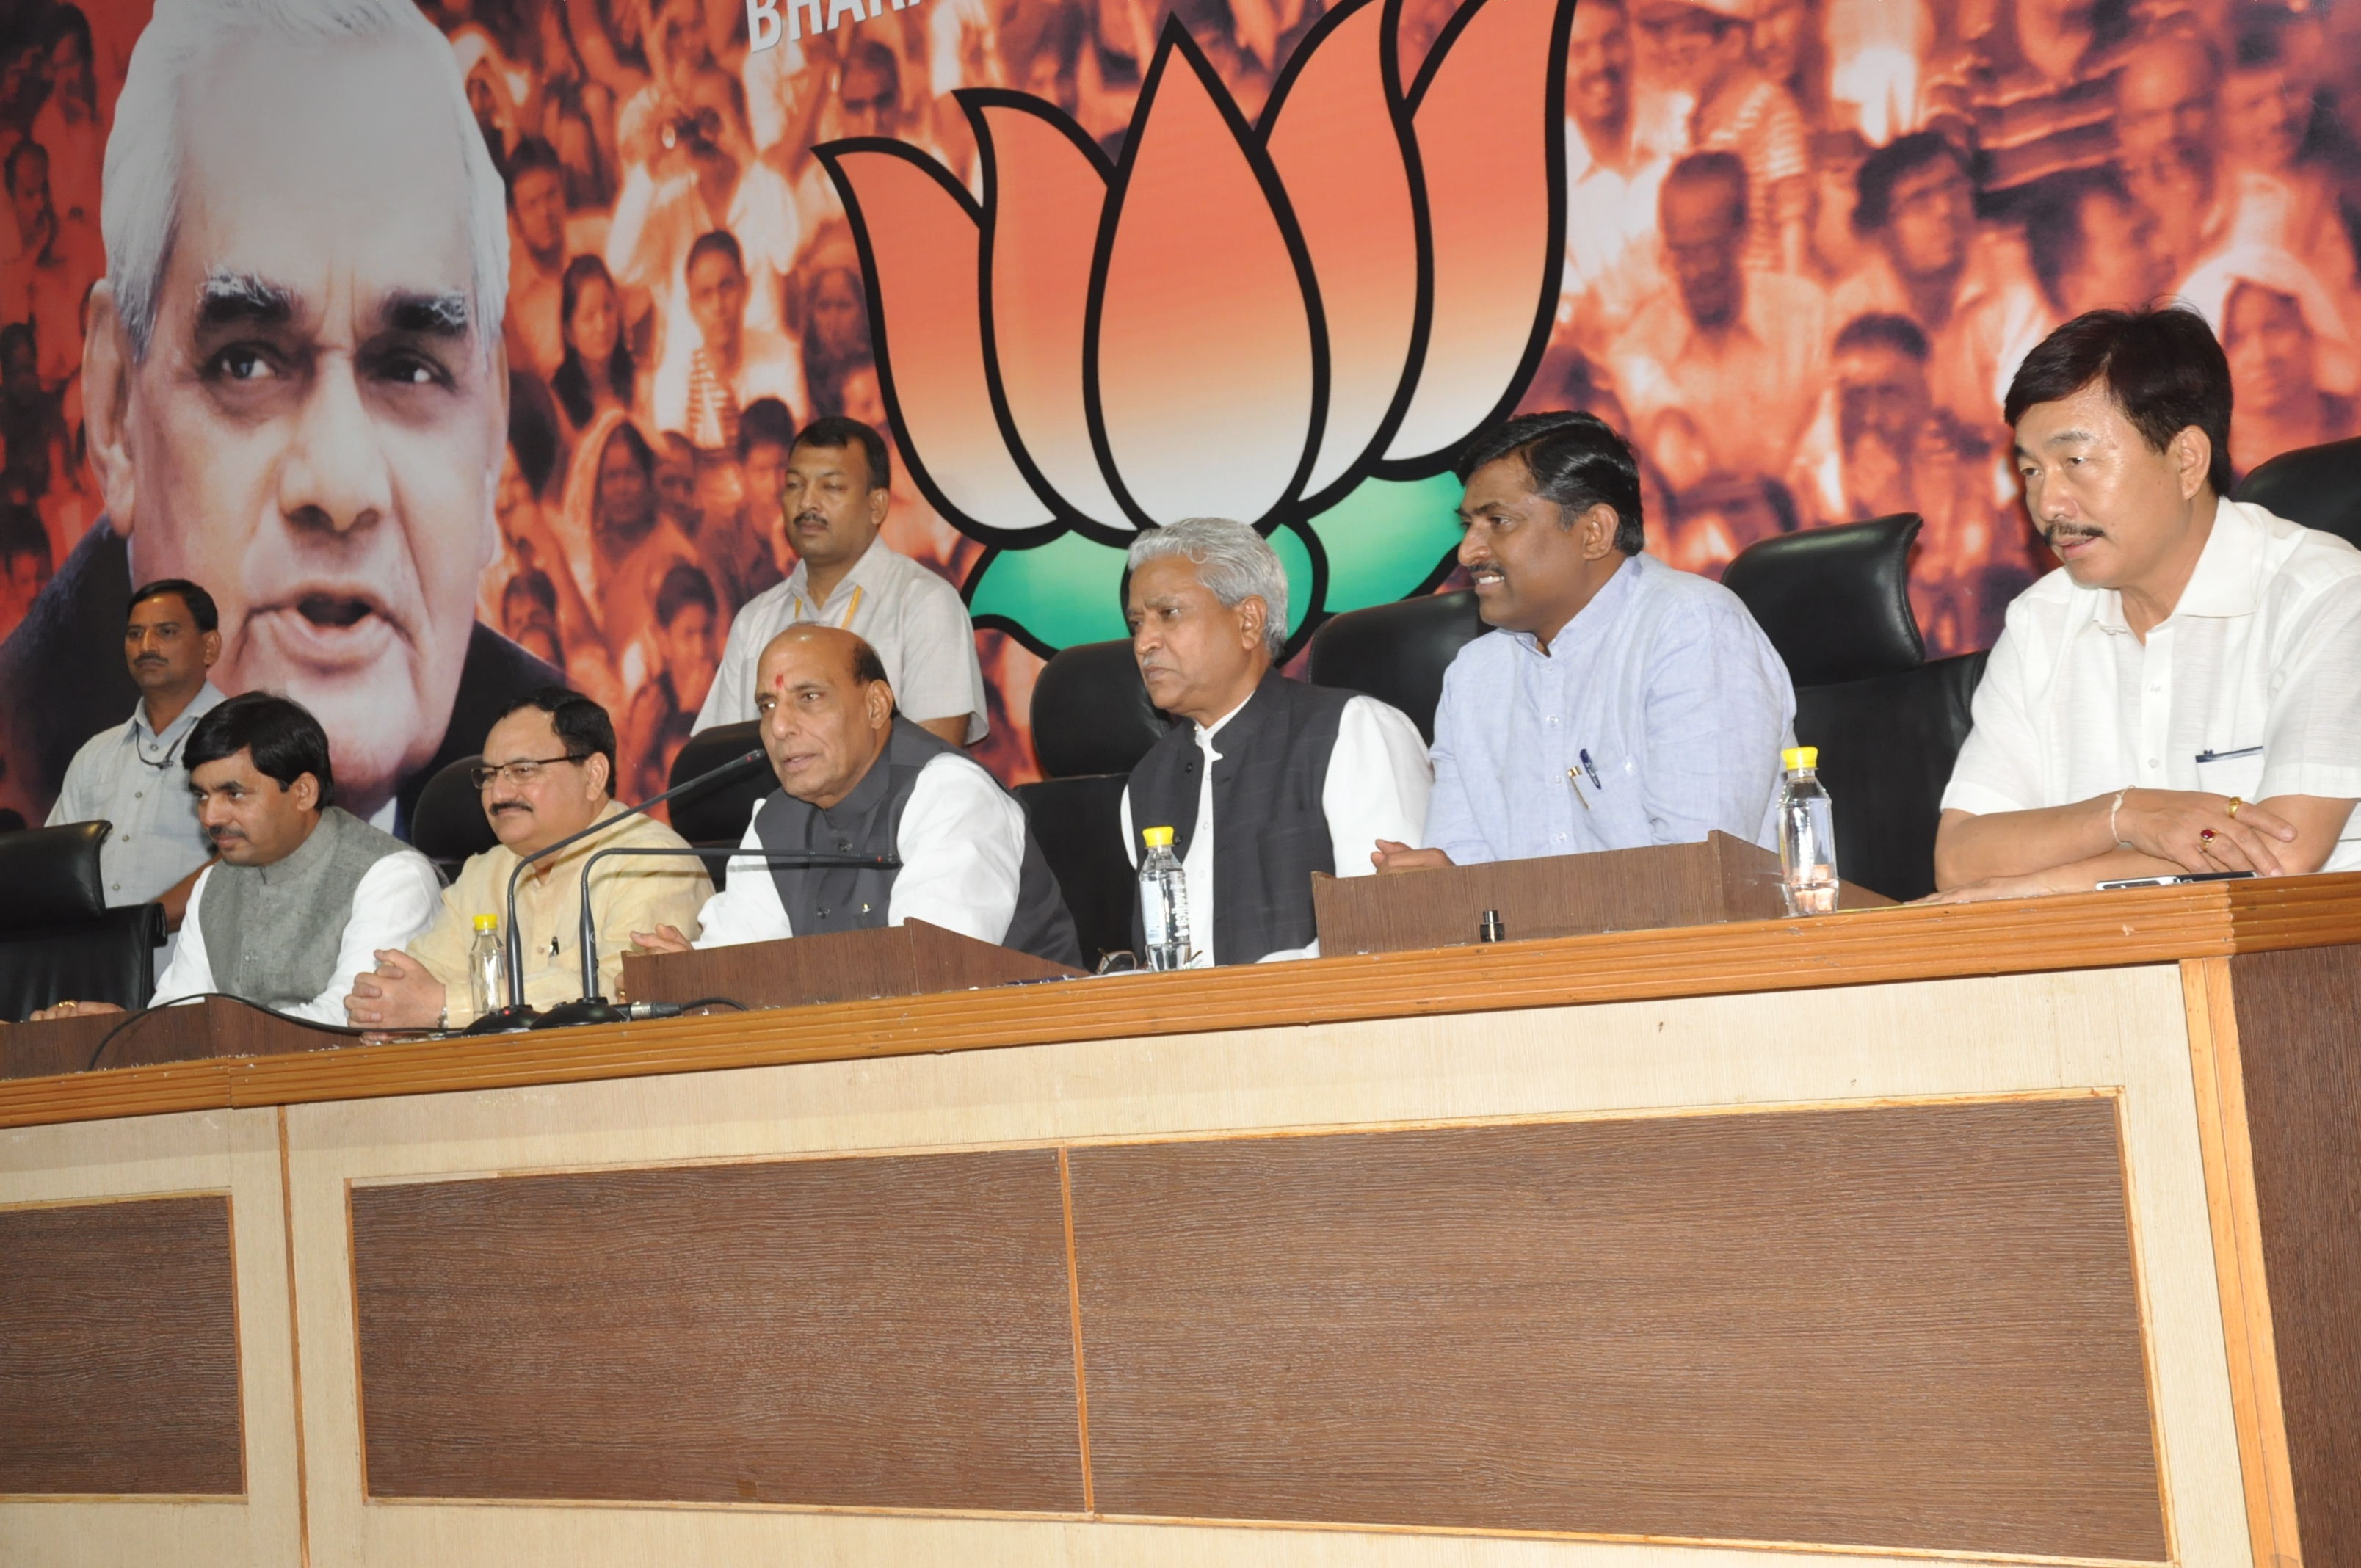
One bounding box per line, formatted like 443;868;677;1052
153;851;444;1024
1943;498;2361;869
692;755;1028;947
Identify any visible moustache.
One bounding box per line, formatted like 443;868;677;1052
134;655;166;667
792;510;827;529
489;801;531;815
207;827;246;844
2044;523;2105;543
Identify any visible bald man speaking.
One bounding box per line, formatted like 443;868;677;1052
636;627;1080;964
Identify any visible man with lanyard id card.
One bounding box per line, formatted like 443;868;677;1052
46;578;228;933
694;416;986;748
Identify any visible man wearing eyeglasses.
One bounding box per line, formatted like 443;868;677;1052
344;687;711;1030
45;578;228;931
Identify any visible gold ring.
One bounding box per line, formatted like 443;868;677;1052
58;1000;77;1012
2199;827;2218;847
2227;796;2244;819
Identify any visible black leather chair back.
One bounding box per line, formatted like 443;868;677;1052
1306;590;1487;742
1029;640;1168;778
1015;774;1134;966
1792;650;1987;901
0;821;164;1020
1722;514;1926;686
665;723;772;888
2235;436;2361;549
410;753;498;875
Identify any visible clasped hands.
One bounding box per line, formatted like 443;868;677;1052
1925;787;2300;905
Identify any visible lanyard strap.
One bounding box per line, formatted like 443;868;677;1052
792;582;863;631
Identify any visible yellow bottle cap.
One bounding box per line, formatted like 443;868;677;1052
1782;747;1818;771
1142;826;1175;849
473;913;500;932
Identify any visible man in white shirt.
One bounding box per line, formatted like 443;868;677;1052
1119;518;1430;966
637;627;1077;964
46;578;226;927
694;417;987;745
34;694;440;1026
1934;305;2361;900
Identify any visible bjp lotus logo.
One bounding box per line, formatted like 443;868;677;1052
820;0;1573;650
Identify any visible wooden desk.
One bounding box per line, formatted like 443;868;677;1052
3;879;2355;1568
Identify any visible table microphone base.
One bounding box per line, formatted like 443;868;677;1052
532;997;631;1029
460;1003;543;1035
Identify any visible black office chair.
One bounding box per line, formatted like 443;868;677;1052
409;754;497;879
1011;640;1169;965
1306;589;1487;742
1721;513;1926;686
665;722;772;888
2235;436;2361;550
1722;515;1984;901
0;821;164;1021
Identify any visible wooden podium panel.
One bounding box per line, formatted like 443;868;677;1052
0;997;336;1081
620;918;1082;1010
0;1194;245;1495
349;1150;1083;1509
1313;832;1893;957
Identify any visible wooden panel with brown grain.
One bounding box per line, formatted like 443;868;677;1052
2230;945;2361;1568
1067;1099;2166;1560
0;1194;245;1495
348;1149;1084;1511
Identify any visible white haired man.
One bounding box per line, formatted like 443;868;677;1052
1120;518;1432;966
0;0;559;835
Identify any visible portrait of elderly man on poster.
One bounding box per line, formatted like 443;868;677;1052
0;0;556;832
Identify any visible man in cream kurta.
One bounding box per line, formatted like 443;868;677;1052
346;689;710;1028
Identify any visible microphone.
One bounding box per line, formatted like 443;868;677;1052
529;844;899;1031
466;747;767;1034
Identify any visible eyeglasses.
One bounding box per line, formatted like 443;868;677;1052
471;753;587;790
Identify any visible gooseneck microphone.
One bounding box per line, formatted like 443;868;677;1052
527;843;899;1031
465;747;767;1035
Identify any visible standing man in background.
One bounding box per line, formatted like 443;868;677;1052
46;578;225;929
695;417;985;747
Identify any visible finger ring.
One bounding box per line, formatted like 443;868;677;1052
2227;797;2244;819
2199;827;2218;846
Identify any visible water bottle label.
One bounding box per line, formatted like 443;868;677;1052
1142;889;1168;947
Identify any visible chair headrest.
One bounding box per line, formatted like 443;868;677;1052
409;754;501;865
1720;514;1926;688
0;820;112;932
666;722;774;844
1307;591;1487;744
1030;640;1170;778
2236;436;2361;551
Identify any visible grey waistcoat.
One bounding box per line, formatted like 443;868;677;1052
197;805;410;1011
752;718;1082;967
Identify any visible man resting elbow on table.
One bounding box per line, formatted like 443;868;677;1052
1931;306;2361;903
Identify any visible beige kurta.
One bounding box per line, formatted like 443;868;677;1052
409;803;713;1024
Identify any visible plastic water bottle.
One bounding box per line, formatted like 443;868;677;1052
466;913;507;1016
1776;747;1840;916
1138;826;1192;971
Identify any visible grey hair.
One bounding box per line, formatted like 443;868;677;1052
104;0;509;361
1126;518;1289;656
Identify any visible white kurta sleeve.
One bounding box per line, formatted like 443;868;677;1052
149;863;217;1006
886;756;1026;944
294;853;441;1026
691;802;797;947
1323;695;1433;874
1939;613;2046;816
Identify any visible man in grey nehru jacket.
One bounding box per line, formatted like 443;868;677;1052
34;694;440;1025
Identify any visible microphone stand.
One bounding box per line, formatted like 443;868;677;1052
464;747;767;1035
532;845;899;1030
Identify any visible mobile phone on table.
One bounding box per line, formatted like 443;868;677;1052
2095;871;2258;889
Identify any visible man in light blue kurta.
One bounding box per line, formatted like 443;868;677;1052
1375;412;1794;872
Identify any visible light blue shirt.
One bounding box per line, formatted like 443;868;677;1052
47;680;228;905
1425;553;1795;862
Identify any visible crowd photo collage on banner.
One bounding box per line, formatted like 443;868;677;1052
4;0;2361;831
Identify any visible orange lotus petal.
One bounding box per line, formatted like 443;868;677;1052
1263;0;1422;501
1091;29;1320;527
971;96;1131;533
822;142;1055;541
1385;0;1568;463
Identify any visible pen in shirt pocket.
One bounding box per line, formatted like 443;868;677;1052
1566;767;1592;810
1578;748;1605;790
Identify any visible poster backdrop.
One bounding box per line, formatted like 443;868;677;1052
4;0;2360;830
